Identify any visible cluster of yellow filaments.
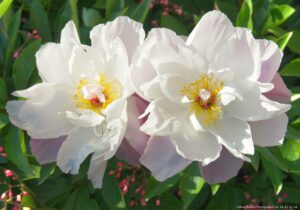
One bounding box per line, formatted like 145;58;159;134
74;73;121;114
180;73;224;127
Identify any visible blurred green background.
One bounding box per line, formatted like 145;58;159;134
1;0;300;209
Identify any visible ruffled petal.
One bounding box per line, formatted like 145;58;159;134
30;136;66;164
250;114;288;147
6;83;75;139
140;136;191;181
171;126;222;164
186;10;235;60
199;147;243;184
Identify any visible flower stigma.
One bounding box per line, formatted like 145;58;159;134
180;73;223;126
74;73;121;114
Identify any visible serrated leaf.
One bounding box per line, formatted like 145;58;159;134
281;58;300;77
179;163;204;209
236;0;253;29
12;40;41;90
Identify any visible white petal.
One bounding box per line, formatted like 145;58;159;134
140;136;191;181
160;73;191;103
91;16;145;63
171;126;222;164
66;110;105;127
199;147;244;184
57;127;99;174
212;28;261;81
186;10;235;60
36;43;70;83
139;76;164;100
224;87;291;121
140;98;185;136
87;155;107;189
258;39;283;83
68;45;105;84
250;114;288;146
60;21;81;60
207;114;254;155
6;83;74;139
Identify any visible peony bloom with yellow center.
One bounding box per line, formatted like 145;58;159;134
130;11;291;183
6;17;146;188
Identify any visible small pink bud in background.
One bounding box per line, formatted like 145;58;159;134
1;192;7;200
116;172;121;179
277;197;283;204
13;51;20;59
140;190;145;196
1;153;7;157
0;146;4;152
108;170;115;176
8;190;13;198
129;200;135;207
282;192;288;198
4;169;14;177
156;199;161;206
16;194;22;202
12;205;20;210
23;191;28;197
140;198;147;206
244;192;250;200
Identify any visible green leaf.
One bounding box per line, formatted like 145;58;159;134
3;8;21;77
101;172;126;210
262;4;295;34
236;0;253;29
160;14;189;35
0;77;8;106
281;140;300;161
0;114;9;130
82;8;103;27
75;188;100;210
206;184;243;210
210;184;220;195
5;126;32;175
275;31;293;50
38;163;56;185
146;175;179;200
12;40;41;90
258;147;288;172
69;0;79;28
127;0;151;23
0;0;13;18
281;58;300;77
282;185;300;204
288;30;300;54
106;0;124;16
261;155;284;194
29;0;52;42
179;163;205;209
248;149;260;171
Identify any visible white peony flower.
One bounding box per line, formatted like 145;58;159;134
6;17;145;188
130;11;291;182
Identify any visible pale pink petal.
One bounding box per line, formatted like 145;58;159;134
199;147;243;184
140;136;191;181
249;114;288;147
258;40;283;83
264;73;291;104
116;140;141;164
30;136;66;164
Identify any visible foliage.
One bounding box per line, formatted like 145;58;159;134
1;0;300;209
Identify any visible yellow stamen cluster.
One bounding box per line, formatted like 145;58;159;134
180;74;223;126
74;74;121;114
